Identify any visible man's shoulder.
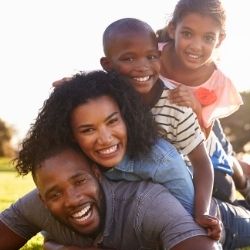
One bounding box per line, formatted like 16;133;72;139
102;177;166;202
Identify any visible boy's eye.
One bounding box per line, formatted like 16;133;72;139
147;54;160;60
121;56;134;62
204;35;216;44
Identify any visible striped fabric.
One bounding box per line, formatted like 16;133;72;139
151;88;205;156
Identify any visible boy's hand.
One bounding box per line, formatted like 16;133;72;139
195;214;222;241
52;77;72;87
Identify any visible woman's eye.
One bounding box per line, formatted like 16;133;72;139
80;128;94;134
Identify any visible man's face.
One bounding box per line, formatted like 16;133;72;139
35;148;104;236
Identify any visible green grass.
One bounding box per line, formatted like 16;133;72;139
0;157;43;249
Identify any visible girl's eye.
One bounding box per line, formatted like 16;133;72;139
204;35;216;44
181;31;192;38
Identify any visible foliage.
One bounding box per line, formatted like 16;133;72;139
0;118;15;157
220;91;250;153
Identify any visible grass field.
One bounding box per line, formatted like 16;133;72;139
1;157;250;250
0;157;43;249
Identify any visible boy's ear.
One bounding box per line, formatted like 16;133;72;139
216;33;226;48
100;57;112;72
167;22;176;40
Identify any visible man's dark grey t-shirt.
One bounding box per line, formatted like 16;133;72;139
0;178;206;249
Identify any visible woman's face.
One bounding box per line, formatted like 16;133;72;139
70;95;127;168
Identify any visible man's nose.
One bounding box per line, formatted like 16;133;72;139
64;187;82;208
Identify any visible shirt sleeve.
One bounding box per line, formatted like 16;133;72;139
0;189;43;239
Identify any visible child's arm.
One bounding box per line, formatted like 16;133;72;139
188;142;221;240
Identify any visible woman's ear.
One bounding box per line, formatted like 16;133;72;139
167;22;176;40
100;57;112;72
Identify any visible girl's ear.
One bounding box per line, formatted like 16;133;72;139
100;57;112;72
167;22;176;40
216;32;226;48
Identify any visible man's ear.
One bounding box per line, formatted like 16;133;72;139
100;57;112;72
91;163;102;181
216;33;226;48
167;22;176;40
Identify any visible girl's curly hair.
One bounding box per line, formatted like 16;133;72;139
15;70;158;175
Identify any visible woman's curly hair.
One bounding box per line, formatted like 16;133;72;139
15;70;158;175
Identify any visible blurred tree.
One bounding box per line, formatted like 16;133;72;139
0;118;15;157
220;91;250;153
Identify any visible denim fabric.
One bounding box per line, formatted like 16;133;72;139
216;199;250;249
212;119;234;156
206;131;234;175
105;138;195;215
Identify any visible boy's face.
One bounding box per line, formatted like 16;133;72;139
35;149;104;236
101;31;161;96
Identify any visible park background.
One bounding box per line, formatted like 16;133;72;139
0;0;250;249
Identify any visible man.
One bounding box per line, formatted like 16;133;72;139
0;144;219;250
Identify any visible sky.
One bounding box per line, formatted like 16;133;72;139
0;0;249;146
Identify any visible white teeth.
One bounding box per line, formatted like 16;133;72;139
72;204;91;219
133;76;150;82
188;54;200;59
98;145;117;155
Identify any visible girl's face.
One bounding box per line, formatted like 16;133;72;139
169;12;224;70
70;95;127;168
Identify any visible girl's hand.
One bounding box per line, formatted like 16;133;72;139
168;85;202;116
195;214;222;241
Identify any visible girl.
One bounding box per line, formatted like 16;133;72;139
156;0;249;204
